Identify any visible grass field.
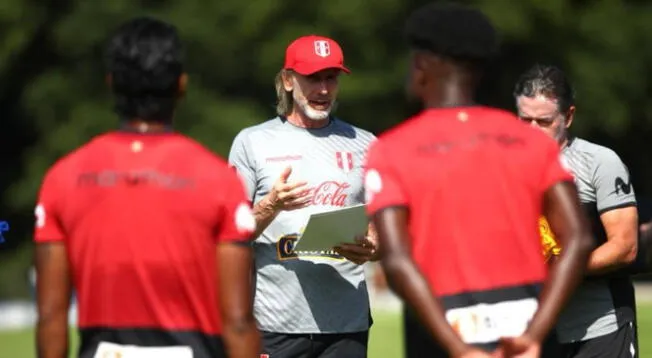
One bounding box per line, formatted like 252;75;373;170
2;305;652;357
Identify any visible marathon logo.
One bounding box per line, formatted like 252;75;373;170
77;170;194;190
265;155;303;163
418;132;526;154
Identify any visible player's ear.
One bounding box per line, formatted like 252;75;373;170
405;52;424;101
282;70;294;92
565;105;575;129
177;73;188;97
412;51;428;72
412;52;430;91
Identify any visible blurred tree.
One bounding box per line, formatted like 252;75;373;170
1;0;652;298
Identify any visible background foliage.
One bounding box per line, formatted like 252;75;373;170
2;0;652;298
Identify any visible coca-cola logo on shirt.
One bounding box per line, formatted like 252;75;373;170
306;181;350;207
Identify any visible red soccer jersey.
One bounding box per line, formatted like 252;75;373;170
365;107;572;301
34;131;255;354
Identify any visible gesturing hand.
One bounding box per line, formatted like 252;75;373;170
269;166;312;211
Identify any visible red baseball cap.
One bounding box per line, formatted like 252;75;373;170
283;35;350;75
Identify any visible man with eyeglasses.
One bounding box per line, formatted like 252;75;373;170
514;64;639;358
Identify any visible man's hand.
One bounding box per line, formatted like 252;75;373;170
252;166;311;237
493;335;540;358
335;234;378;265
454;347;495;358
641;221;652;233
268;166;312;211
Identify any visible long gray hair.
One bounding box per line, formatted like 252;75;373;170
275;69;293;116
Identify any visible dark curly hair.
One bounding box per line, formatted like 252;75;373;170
105;17;184;123
513;64;575;113
404;2;498;68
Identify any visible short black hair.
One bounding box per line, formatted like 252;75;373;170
513;64;575;112
404;2;498;66
105;17;184;123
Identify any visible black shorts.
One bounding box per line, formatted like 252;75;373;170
558;322;638;358
540;329;563;358
403;307;498;358
260;330;368;358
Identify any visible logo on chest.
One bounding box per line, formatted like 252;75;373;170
335;151;354;173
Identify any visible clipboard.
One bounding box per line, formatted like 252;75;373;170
293;204;369;252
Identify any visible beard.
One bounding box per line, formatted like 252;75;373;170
292;89;332;121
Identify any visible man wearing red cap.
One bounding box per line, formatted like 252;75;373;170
228;35;377;358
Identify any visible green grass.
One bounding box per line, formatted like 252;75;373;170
369;310;404;358
3;305;652;358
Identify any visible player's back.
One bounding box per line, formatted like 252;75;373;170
379;107;564;298
46;131;234;355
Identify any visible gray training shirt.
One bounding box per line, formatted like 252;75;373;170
228;116;376;334
555;137;637;343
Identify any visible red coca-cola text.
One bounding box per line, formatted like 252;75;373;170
307;181;350;207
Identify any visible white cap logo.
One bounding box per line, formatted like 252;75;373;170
364;169;383;203
314;40;331;58
235;202;256;233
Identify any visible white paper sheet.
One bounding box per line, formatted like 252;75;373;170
293;204;369;252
